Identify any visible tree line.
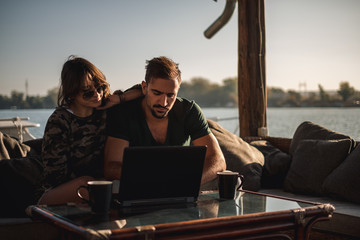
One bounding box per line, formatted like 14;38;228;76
0;78;359;109
267;82;359;107
0;87;58;109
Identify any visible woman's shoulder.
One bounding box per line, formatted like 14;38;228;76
46;107;73;127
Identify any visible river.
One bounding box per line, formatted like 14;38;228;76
1;108;359;140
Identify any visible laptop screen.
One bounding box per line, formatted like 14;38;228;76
118;145;207;207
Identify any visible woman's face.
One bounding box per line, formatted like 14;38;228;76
72;74;104;109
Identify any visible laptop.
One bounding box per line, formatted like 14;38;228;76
116;145;207;207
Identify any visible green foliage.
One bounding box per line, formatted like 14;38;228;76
318;84;330;103
0;89;57;109
267;81;357;107
337;81;355;102
178;77;238;107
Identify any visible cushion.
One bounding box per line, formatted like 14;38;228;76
0;156;44;217
250;140;292;188
323;144;360;203
289;121;355;155
284;139;352;195
0;132;30;160
0;132;44;217
23;138;43;156
207;119;264;191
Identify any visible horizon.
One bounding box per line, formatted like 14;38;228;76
1;0;359;96
0;78;354;98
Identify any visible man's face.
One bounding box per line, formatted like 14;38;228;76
142;77;180;119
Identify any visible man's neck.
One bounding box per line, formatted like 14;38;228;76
141;98;168;144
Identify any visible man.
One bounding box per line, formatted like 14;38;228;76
104;56;226;185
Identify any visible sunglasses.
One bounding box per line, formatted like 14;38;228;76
82;86;104;99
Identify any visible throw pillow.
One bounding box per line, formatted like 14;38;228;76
283;139;352;195
0;131;30;160
207;119;264;191
250;140;292;188
289;121;355;156
323;144;360;204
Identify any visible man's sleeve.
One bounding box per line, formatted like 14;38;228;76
185;101;211;141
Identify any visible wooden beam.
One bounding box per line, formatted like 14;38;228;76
237;0;267;137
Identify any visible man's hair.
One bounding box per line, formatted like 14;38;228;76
144;56;181;84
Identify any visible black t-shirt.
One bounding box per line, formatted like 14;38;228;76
106;97;210;146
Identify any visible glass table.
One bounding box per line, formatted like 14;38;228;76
28;190;334;240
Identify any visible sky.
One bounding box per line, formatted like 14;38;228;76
0;0;359;96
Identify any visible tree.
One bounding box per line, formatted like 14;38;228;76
178;77;214;107
285;90;301;107
337;81;355;102
220;77;238;107
318;84;329;105
267;87;286;107
178;77;238;107
10;91;25;108
0;95;11;108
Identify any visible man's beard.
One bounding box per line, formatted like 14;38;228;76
150;105;169;119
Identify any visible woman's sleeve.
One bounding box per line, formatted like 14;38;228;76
41;112;71;188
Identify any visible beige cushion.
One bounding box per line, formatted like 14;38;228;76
323;144;360;203
284;139;352;195
0;132;30;160
207;120;264;191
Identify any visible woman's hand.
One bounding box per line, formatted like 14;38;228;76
97;93;121;110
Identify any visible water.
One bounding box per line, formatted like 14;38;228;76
204;107;360;140
1;108;359;140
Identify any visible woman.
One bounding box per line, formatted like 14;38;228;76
39;56;140;205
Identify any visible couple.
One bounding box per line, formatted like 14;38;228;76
39;56;226;205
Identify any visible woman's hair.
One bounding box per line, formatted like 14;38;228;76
144;56;181;84
58;55;110;107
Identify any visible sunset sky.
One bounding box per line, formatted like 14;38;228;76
1;0;359;96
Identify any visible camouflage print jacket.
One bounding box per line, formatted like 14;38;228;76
41;107;106;189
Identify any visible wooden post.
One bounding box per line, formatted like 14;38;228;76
237;0;267;137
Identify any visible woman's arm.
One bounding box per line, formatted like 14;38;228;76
42;112;71;188
98;84;143;109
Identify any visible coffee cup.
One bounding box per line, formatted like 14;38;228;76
217;171;244;199
77;180;113;214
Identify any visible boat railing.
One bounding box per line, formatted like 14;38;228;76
207;116;239;135
0;117;30;122
0;117;39;142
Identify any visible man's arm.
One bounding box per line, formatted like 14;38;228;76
192;133;226;185
104;136;129;180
